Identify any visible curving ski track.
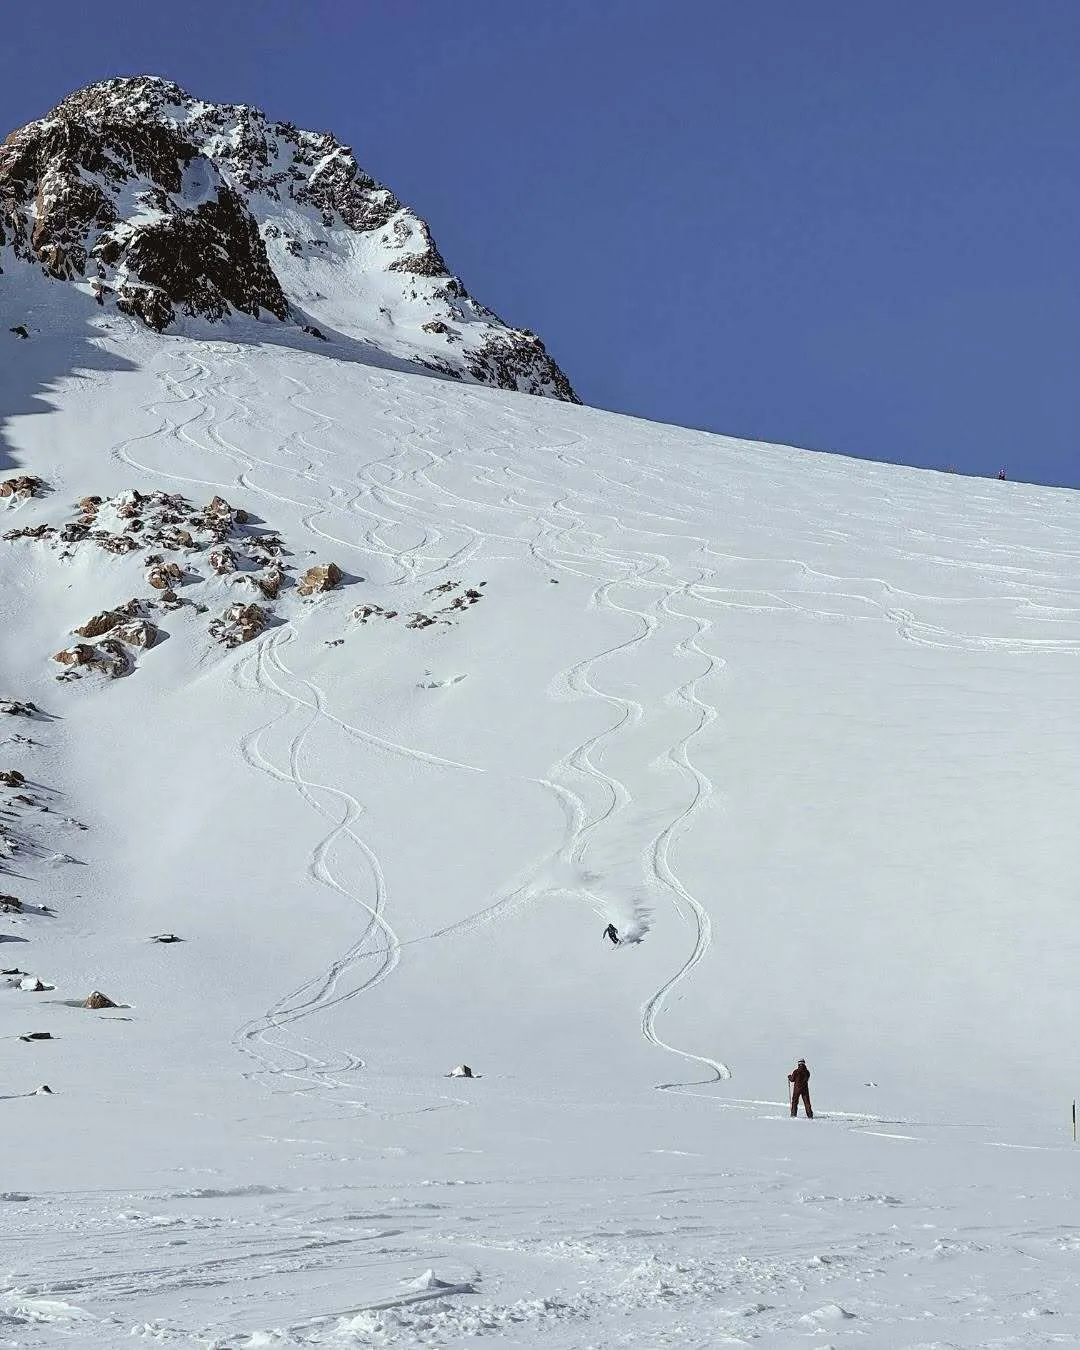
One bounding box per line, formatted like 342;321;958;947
231;629;400;1101
135;352;740;1097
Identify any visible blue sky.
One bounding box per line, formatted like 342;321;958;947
2;2;1078;486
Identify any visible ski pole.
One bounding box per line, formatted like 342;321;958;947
1072;1100;1076;1143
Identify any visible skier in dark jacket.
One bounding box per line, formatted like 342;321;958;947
603;923;620;946
788;1058;813;1118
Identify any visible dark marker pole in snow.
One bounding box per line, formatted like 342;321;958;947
1073;1100;1076;1143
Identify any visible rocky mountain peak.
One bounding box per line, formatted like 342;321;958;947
0;75;578;400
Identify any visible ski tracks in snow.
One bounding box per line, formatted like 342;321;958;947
231;628;400;1102
146;351;735;1094
335;412;737;1089
525;490;732;1085
638;591;730;1085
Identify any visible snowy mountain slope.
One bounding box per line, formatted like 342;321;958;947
2;269;1080;1345
0;75;577;399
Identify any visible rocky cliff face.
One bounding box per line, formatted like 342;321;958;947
0;76;577;401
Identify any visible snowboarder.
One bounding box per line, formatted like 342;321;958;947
997;467;1007;480
788;1058;813;1118
603;923;620;946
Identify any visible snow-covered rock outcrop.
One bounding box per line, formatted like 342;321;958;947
0;75;577;400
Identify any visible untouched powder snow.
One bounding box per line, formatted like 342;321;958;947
1;275;1079;1346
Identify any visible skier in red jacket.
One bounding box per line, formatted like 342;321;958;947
788;1058;813;1118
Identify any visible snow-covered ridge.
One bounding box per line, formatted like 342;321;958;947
0;75;577;400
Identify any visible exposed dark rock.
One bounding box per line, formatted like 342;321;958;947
113;619;158;649
96;637;134;678
297;562;342;596
209;601;268;647
386;226;447;276
147;561;184;590
208;545;238;575
255;565;285;599
0;76;578;399
466;329;579;403
205;495;248;527
0;700;37;717
353;603;397;624
3;524;54;541
99;533;139;555
1;81;287;329
53;643;97;667
247;534;284;559
0;475;43;499
74;610;122;639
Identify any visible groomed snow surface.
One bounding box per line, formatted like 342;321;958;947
2;285;1080;1347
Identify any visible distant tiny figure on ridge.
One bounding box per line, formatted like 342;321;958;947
603;923;620;946
788;1058;813;1118
997;467;1007;480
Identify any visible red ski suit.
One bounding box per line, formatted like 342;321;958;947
788;1061;813;1118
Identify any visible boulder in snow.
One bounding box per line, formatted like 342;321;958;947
208;545;239;575
297;562;343;596
3;522;54;541
113;619;159;650
0;700;37;717
92;639;134;679
0;475;44;500
209;602;268;647
255;565;286;600
74;610;122;639
147;561;184;590
98;533;140;555
53;643;96;667
205;495;249;527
